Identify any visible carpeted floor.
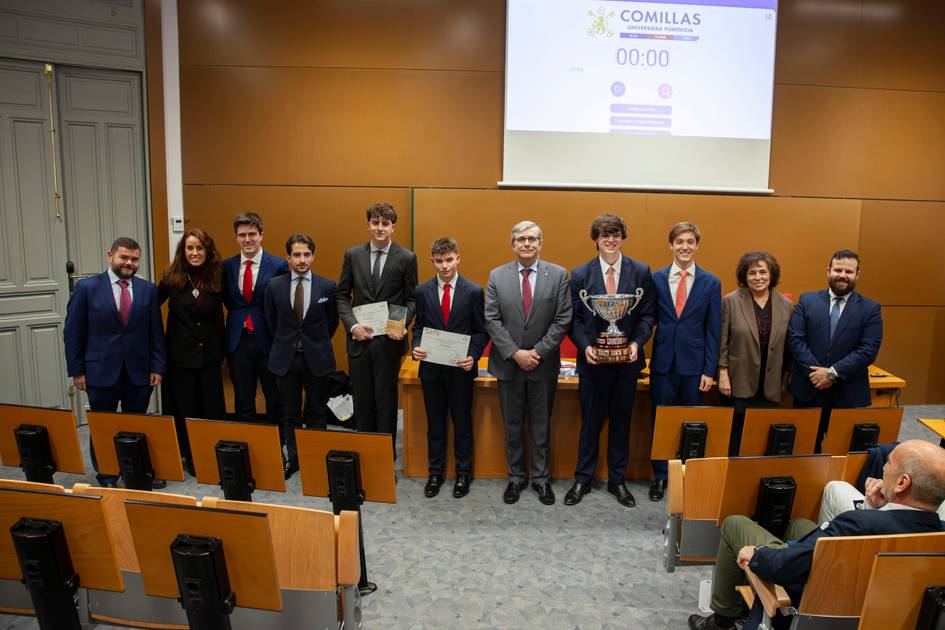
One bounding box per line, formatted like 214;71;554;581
2;404;943;629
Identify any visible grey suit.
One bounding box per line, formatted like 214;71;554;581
485;259;572;483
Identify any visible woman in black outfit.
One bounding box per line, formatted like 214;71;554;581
159;228;226;473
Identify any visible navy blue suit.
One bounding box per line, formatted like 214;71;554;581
746;508;943;629
649;265;721;479
788;290;882;408
65;272;166;389
64;271;166;482
569;256;655;483
264;272;338;465
412;275;488;475
221;251;288;422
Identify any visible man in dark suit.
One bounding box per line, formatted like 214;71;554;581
64;236;166;486
411;237;488;499
485;220;572;506
788;249;883;448
335;203;418;451
565;214;655;508
222;212;288;424
265;234;339;479
688;439;945;630
649;222;721;501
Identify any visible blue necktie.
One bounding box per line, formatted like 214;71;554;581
829;297;842;339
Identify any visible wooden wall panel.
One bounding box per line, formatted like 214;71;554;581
775;0;860;87
770;85;945;200
857;201;945;307
641;195;861;299
413;189;646;288
875;307;945;404
178;0;505;72
857;0;945;92
182;184;413;373
180;67;502;188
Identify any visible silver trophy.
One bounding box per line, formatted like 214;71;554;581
578;287;645;363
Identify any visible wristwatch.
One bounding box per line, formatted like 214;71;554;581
827;366;839;381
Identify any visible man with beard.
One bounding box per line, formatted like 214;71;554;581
64;237;166;486
788;249;882;450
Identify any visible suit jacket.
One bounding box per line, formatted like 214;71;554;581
159;280;225;368
411;275;488;382
222;251;288;355
264;272;339;377
335;241;418;357
719;288;793;402
569;255;656;377
649;265;722;377
787;290;883;407
750;507;944;612
64;272;166;387
484;259;572;382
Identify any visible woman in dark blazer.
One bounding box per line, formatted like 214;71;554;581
159;228;226;473
718;251;793;455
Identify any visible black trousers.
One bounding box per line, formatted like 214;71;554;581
793;397;833;453
420;370;475;475
228;330;282;425
575;369;638;485
722;391;777;456
164;363;226;462
276;352;330;465
349;338;401;452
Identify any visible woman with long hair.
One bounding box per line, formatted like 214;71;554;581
159;228;226;473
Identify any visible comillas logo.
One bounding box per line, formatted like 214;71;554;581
620;9;702;26
586;7;616;37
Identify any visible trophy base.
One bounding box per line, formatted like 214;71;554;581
593;333;630;364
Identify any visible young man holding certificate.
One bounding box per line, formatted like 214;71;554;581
411;238;488;498
336;203;418;452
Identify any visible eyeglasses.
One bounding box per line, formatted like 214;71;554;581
513;236;540;244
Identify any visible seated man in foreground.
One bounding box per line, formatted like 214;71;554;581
689;439;945;630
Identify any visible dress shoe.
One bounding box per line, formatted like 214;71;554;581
424;473;445;498
564;481;592;506
151;479;167;490
452;474;472;498
687;613;735;630
98;477;119;488
649;479;667;502
283;461;299;479
503;480;528;504
532;482;556;505
607;482;636;507
183;459;196;476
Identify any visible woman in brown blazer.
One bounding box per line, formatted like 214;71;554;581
718;251;793;454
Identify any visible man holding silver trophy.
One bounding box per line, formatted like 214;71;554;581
565;214;656;508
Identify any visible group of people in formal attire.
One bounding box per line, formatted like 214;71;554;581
63;206;884;505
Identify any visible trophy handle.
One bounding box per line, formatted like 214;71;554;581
627;287;645;310
578;289;596;314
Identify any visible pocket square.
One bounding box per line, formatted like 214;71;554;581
318;296;329;303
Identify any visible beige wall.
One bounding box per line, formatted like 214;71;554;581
154;0;945;402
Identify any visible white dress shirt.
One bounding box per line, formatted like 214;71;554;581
438;273;458;304
107;267;133;311
668;262;697;299
370;241;392;277
598;255;622;288
239;249;264;289
828;289;851;317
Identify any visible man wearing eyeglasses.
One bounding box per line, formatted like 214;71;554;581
485;221;572;506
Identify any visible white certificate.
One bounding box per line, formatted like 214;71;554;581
352;301;389;336
420;328;471;367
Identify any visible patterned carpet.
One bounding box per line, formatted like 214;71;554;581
2;405;943;629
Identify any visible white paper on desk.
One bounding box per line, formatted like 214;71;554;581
420;327;471;367
352;301;389;336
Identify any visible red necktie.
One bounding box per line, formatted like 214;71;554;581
675;269;688;318
521;268;533;318
441;282;451;326
117;279;131;325
606;266;617;295
242;260;255;332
